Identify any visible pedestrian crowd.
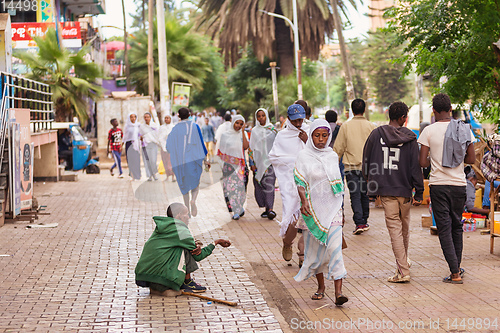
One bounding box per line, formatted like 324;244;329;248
126;93;476;305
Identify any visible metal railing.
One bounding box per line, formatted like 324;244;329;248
0;72;55;169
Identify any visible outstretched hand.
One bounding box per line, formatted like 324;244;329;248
215;239;231;247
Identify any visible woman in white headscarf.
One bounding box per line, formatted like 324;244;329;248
293;119;348;306
249;108;278;220
217;115;249;220
140;111;160;181
123;111;141;180
158;114;175;181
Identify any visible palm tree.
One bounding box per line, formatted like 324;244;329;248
128;15;215;97
17;28;103;122
197;0;357;76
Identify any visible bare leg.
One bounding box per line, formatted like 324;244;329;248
316;273;325;294
283;224;298;246
334;279;343;297
183;193;191;215
190;187;200;217
297;233;304;259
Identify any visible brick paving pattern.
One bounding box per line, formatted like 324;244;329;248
0;167;283;332
1;163;500;332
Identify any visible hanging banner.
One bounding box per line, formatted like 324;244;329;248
172;83;191;107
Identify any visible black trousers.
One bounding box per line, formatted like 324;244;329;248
345;170;370;226
430;185;466;275
253;166;276;211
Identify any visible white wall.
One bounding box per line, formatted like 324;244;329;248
96;96;151;148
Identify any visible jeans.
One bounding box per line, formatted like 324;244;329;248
430;185;466;275
111;150;122;175
345;170;370;226
482;181;500;208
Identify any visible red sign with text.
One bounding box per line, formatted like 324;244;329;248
12;22;81;41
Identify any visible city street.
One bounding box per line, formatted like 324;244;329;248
0;165;499;332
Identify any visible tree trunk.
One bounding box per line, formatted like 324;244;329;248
274;1;294;77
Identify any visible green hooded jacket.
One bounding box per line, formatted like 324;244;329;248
135;216;215;290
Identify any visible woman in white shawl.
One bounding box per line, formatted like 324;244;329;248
294;119;348;306
158;115;175;181
140;111;160;181
123;111;141;180
268;104;309;264
217;115;249;220
249;108;278;220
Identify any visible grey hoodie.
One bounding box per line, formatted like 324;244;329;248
362;125;424;200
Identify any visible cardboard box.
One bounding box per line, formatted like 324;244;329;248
421;214;433;228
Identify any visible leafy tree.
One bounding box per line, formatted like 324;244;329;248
219;49;324;121
198;0;361;76
17;28;103;122
128;15;220;107
387;0;500;125
365;30;409;108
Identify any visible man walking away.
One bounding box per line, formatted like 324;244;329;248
363;102;424;283
201;118;216;163
418;93;475;284
334;99;376;235
167;108;208;217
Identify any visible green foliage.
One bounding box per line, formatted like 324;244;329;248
128;14;223;107
17;28;104;122
218;50;325;121
387;0;500;126
365;30;409;107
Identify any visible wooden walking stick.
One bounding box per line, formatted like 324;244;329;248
181;291;238;307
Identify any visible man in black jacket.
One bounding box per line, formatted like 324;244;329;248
362;102;424;283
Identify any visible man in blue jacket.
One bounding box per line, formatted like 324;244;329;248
362;102;424;283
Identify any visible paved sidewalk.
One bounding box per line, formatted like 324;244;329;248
0;167;285;332
1;164;500;332
237;183;500;332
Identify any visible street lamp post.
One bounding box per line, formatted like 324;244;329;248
267;62;280;123
260;0;302;100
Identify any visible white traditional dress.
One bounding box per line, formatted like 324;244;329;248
268;119;309;237
293;119;347;282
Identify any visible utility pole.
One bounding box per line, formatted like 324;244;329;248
156;0;171;117
292;0;302;100
330;0;355;115
147;0;154;101
260;3;302;101
121;0;130;90
267;62;280;123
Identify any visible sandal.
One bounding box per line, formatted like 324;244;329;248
335;294;349;306
311;292;324;300
443;275;463;284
